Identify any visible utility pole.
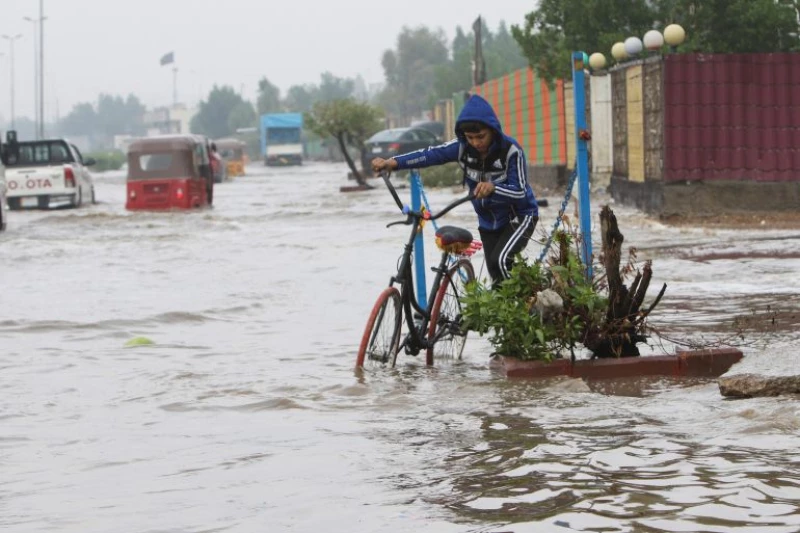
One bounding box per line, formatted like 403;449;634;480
2;34;23;129
23;16;40;139
39;0;46;138
174;66;179;106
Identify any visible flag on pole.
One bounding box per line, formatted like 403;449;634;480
160;52;175;66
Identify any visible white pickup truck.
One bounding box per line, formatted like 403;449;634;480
4;139;96;210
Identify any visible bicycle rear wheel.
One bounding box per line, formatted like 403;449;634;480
426;258;475;366
356;287;402;369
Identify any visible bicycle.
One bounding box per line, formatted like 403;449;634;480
355;172;480;369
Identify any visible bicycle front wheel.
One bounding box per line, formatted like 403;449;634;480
426;258;475;366
356;287;402;369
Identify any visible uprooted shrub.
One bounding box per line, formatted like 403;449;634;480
461;233;606;361
461;207;665;361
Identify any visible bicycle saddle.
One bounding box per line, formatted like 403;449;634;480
434;226;474;254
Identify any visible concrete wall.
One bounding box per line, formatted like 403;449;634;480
590;74;613;188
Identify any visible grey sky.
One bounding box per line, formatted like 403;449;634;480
0;0;535;122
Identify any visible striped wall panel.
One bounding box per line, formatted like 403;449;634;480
472;68;567;165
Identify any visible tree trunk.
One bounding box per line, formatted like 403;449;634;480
337;133;370;188
583;206;665;358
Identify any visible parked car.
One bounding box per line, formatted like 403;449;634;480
410;120;446;142
4;138;96;210
361;127;440;174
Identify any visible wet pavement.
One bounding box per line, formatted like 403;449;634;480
1;162;798;532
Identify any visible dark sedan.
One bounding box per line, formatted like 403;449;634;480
362;127;440;174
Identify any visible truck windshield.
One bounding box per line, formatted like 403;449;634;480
5;141;74;167
267;128;301;144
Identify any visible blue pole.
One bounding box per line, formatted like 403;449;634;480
410;170;427;308
571;51;593;279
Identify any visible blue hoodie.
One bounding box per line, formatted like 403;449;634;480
393;95;538;230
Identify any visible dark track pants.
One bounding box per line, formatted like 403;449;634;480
479;215;538;286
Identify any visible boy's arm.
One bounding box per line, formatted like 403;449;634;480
492;148;528;200
393;139;460;169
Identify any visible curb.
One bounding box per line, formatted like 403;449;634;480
493;348;743;379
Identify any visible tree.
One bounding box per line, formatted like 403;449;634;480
433;20;528;102
304;99;384;186
485;21;528;79
191;85;252;139
433;26;473;100
379;26;450;120
96;94;146;138
227;101;257;134
59;103;97;137
512;0;800;82
284;84;318;113
256;77;282;115
124;95;147;136
59;93;146;141
512;0;655;81
656;0;800;53
317;72;355;102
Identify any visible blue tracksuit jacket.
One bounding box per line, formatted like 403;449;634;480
393;94;538;231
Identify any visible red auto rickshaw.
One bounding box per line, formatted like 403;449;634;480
126;135;214;210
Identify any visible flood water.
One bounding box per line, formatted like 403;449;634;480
1;162;799;533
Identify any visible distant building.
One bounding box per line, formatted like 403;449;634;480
143;104;196;136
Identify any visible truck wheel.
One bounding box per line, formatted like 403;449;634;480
91;187;97;204
72;189;83;208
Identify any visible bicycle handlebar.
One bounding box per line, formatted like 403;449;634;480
378;170;473;227
380;171;404;211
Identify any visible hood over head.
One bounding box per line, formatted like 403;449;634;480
455;94;503;142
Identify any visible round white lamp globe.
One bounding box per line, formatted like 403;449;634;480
611;42;628;61
643;30;664;51
664;24;686;47
624;36;643;56
589;52;607;70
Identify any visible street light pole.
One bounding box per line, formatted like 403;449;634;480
1;34;23;130
23;17;40;139
39;0;45;139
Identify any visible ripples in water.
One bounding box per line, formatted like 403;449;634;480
2;163;800;533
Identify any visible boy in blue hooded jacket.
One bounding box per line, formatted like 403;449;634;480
372;94;539;286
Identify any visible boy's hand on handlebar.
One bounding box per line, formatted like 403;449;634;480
474;182;495;199
371;157;398;173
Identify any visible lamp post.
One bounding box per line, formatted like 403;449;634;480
2;34;23;129
23;16;40;138
39;0;46;139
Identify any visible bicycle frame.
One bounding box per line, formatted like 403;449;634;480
388;220;453;355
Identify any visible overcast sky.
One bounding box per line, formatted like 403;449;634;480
0;0;536;123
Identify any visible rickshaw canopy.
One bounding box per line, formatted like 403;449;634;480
127;135;207;181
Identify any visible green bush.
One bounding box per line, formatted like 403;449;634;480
418;162;463;188
86;151;126;172
461;233;607;361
